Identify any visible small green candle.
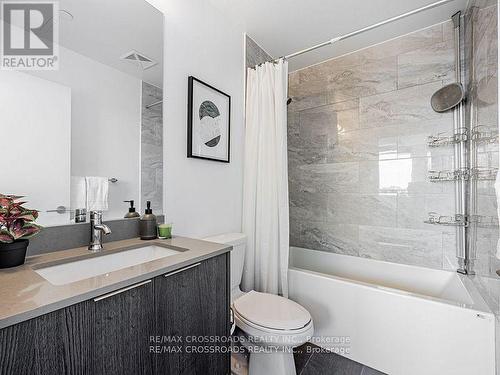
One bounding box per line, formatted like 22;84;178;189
158;223;172;239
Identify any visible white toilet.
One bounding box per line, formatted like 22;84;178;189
204;233;314;375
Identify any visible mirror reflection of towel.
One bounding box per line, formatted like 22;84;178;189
85;177;109;212
71;176;86;210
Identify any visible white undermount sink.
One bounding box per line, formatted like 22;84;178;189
34;245;181;286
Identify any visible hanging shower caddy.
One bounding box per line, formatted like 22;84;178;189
422;11;499;275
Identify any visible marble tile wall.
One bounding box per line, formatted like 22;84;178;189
288;22;461;270
465;1;499;277
141;82;163;214
246;35;272;69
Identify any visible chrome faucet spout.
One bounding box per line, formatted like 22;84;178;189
89;211;112;252
94;224;111;235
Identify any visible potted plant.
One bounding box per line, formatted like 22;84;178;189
0;194;42;268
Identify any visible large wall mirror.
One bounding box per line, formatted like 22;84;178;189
0;0;164;226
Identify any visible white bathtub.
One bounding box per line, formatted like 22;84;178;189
288;247;496;375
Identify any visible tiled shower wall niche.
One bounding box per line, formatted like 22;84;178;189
141;82;164;214
141;82;163;213
288;21;461;271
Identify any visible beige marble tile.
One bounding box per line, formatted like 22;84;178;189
475;178;497;197
290;191;328;222
358;193;398;227
397;119;454;159
325;57;398;101
300;221;360;256
408;155;455;195
326;129;363;163
334;103;360;133
358;157;449;195
474;5;498;55
442;20;455;42
299;162;360;194
353;125;399;161
299;105;339;148
358;225;444;269
289;215;303;248
287;110;300;134
357;23;444;64
288;92;328;112
288;152;303;183
289;70;300;88
297;56;397;102
476;76;499;128
477;193;498;217
397;40;455;89
397;193;455;230
359;82;448;128
327;193;360;225
474;0;498;9
477;151;499;169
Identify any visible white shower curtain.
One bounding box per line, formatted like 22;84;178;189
242;59;290;297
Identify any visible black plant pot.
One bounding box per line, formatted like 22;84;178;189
0;239;29;269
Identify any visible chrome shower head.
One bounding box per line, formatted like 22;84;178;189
431;83;465;112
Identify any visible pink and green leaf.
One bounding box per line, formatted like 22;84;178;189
0;193;42;243
0;198;13;208
10;223;42;240
0;229;13;244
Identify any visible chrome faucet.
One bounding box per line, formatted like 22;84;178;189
89;211;111;252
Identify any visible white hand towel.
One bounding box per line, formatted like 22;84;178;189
85;177;109;212
70;176;86;210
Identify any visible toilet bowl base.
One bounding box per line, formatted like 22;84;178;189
248;350;296;375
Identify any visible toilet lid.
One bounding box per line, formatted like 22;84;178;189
233;291;311;330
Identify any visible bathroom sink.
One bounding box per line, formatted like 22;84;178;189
34;245;182;285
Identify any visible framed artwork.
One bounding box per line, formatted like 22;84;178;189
187;76;231;163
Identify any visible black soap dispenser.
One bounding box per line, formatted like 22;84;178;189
140;201;157;240
124;200;140;218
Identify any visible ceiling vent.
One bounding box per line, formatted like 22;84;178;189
120;50;157;70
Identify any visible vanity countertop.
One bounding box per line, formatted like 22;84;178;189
0;236;231;329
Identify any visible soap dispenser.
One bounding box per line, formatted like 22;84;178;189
124;200;140;218
140;201;157;240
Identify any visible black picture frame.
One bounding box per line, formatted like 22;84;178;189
187;76;231;163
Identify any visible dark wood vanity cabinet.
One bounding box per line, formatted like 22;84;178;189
155;254;229;375
0;253;230;375
93;279;156;374
0;301;95;375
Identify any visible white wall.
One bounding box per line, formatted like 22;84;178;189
146;0;245;237
29;46;142;221
0;71;71;226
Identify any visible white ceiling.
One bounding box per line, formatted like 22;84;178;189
209;0;469;71
58;0;163;87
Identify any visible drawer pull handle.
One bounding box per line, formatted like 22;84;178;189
93;280;152;302
164;262;201;277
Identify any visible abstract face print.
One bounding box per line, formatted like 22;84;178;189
198;100;221;147
188;76;230;162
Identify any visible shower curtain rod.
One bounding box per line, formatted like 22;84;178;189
265;0;455;64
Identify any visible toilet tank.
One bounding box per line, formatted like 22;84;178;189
203;233;247;293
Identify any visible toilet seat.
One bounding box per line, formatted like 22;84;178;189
234;308;313;336
233;291;312;332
